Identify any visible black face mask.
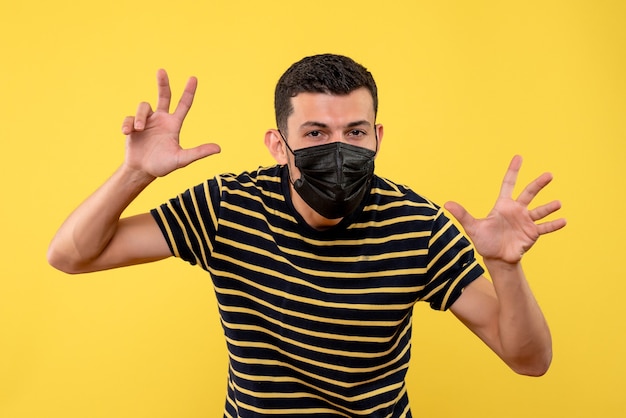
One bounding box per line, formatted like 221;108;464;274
281;135;377;219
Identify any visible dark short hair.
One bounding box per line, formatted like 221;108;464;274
274;54;378;134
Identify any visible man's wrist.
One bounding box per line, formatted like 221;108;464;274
119;163;157;187
483;257;523;275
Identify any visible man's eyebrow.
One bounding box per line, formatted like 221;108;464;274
299;121;329;129
346;120;372;128
299;120;372;129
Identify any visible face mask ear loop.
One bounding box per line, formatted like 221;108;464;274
374;124;380;156
278;130;298;187
278;130;296;155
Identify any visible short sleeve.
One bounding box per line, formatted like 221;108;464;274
150;178;221;271
422;209;484;311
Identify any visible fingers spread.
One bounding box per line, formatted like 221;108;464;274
529;200;562;222
121;116;135;135
517;172;553;206
531;199;566;235
498;155;523;199
173;76;198;121
444;201;475;233
176;143;221;168
156;69;172;113
134;101;153;131
537;218;567;235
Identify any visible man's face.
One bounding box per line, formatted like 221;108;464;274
282;87;381;181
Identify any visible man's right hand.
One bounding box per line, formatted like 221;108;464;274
121;69;221;179
48;69;219;274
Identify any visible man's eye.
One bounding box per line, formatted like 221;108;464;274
349;130;366;136
307;131;322;137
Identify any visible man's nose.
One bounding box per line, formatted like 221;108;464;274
329;131;346;144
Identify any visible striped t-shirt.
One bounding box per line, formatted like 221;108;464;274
151;165;484;417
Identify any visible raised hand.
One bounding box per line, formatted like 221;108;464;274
121;69;221;178
444;155;566;264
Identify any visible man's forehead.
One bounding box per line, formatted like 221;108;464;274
291;87;373;102
289;89;375;115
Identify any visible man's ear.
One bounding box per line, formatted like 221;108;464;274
375;123;384;156
265;129;288;165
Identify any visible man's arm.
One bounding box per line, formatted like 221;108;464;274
47;166;168;274
450;271;552;376
446;156;566;376
47;70;220;274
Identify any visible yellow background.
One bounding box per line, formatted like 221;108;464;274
1;1;624;417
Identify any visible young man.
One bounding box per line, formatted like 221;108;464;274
48;54;566;417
